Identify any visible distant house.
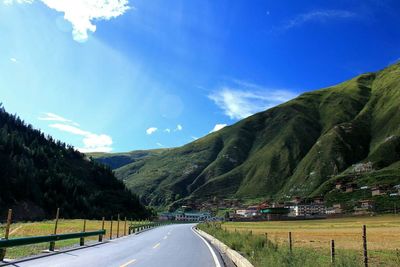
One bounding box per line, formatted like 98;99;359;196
292;196;302;204
259;207;290;220
326;203;343;215
288;204;326;217
360;200;374;209
158;212;176;221
313;196;324;204
235;209;255;218
352;162;373;174
345;184;357;193
335;181;344;190
371;187;385;196
175;211;211;222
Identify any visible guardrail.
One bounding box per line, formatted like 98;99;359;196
0;209;166;262
0;230;106;248
128;222;168;234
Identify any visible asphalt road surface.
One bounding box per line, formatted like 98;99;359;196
12;224;224;267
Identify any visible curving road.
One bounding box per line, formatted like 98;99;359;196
13;224;224;267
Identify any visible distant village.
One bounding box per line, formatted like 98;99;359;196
158;183;400;222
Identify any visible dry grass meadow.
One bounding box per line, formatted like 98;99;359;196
222;215;400;266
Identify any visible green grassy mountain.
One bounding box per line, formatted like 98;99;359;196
87;149;165;170
98;62;400;208
0;106;150;220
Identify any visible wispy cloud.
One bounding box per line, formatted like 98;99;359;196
209;81;296;120
156;142;164;147
38;112;79;126
3;0;33;4
48;123;113;153
4;0;130;42
9;57;18;63
279;10;358;31
164;128;171;133
146;127;158;135
191;136;198;140
38;112;112;152
210;124;227;133
175;124;183;131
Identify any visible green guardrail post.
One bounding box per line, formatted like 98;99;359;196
99;217;105;242
49;208;60;252
80;219;86;246
109;216;113;240
0;209;12;261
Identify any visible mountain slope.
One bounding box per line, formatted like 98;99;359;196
102;62;400;207
87;149;165;170
0;106;149;220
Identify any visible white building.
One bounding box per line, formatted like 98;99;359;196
235;209;257;218
175;212;211;222
288;204;326;217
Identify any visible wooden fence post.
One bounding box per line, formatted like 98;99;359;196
110;216;113;240
49;208;59;251
99;217;105;242
80;219;86;246
0;209;13;261
124;217;127;236
331;240;335;264
117;214;120;238
288;232;292;252
363;225;368;267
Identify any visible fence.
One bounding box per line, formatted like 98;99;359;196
0;208;165;262
205;221;385;267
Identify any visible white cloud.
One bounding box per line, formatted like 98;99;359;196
49;123;113;152
49;123;88;136
38;112;79;126
209;82;296;120
280;10;358;31
9;57;18;63
191;136;198;140
176;124;183;131
3;0;33;4
210;124;227;133
164;128;171;133
156;142;163;147
4;0;130;42
146;127;158;135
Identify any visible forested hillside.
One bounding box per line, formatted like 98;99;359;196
96;62;400;208
0;105;149;220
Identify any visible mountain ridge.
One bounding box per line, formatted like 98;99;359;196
94;62;400;209
0;106;150;220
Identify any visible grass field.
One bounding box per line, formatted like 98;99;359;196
216;215;400;266
0;219;148;259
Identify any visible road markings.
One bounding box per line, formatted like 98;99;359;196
153;242;161;249
119;259;137;267
191;227;222;267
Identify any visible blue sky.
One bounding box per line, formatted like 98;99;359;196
1;0;400;152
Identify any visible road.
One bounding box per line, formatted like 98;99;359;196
12;224;224;267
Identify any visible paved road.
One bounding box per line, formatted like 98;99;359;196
12;224;223;267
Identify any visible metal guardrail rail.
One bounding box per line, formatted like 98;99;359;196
0;230;106;249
